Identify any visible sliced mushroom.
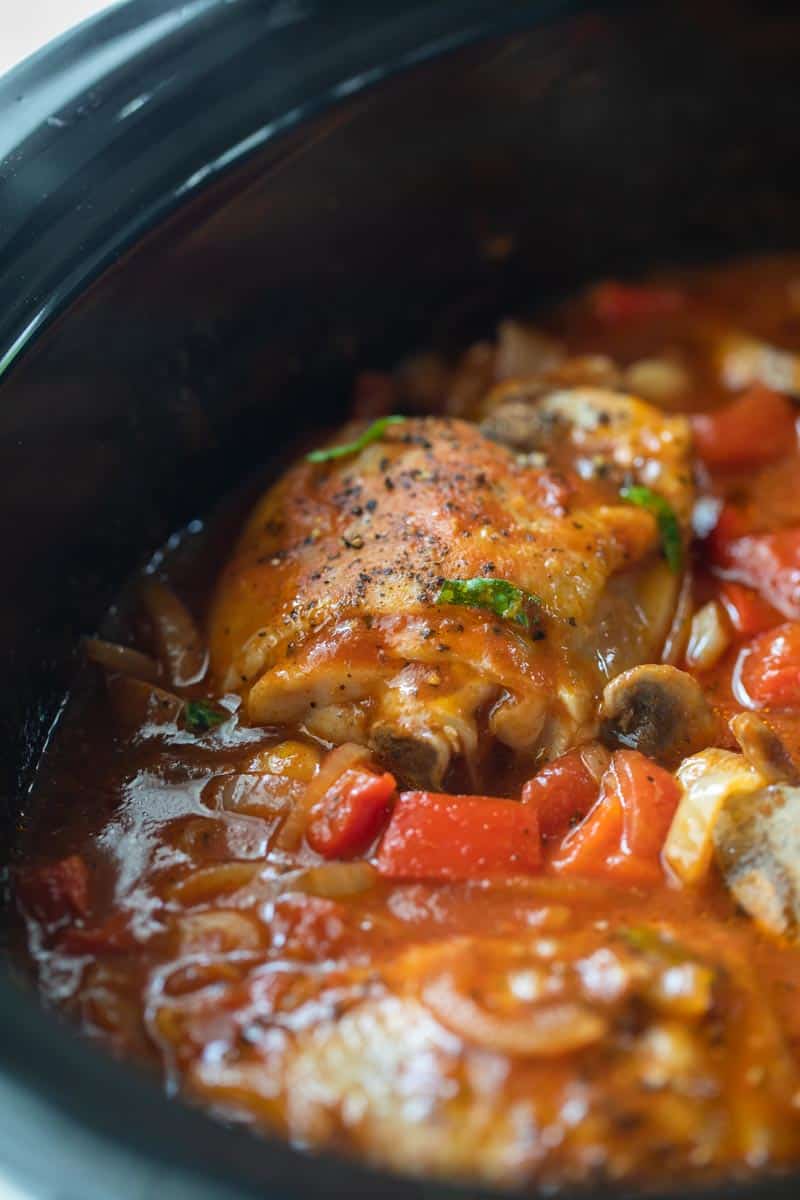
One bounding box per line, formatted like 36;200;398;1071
494;320;564;382
729;712;800;786
480;397;562;453
716;330;800;396
713;784;800;940
599;665;719;769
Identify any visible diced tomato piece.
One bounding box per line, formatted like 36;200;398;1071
59;912;135;955
589;281;684;322
692;386;796;471
16;854;91;925
271;895;348;960
376;792;541;881
719;581;782;637
707;503;750;557
550;751;679;884
306;768;396;859
522;749;600;839
737;622;800;709
710;518;800;621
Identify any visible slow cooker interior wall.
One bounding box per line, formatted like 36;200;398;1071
3;0;800;905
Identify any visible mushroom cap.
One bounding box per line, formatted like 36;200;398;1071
599;664;720;770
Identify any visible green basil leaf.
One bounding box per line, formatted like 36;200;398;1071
621;926;698;967
307;415;405;464
620;484;683;572
435;577;541;632
184;699;226;734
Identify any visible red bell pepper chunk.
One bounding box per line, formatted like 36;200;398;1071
737;622;800;709
692;385;796;471
550;751;679;884
521;749;599;839
375;791;541;881
707;502;750;555
589;281;684;322
719;580;782;637
16;854;91;925
615;750;681;859
709;513;800;622
548;775;624;877
306;768;396;859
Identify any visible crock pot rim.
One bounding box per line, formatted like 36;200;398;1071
0;0;581;384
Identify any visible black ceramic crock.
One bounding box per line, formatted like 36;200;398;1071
2;2;800;1197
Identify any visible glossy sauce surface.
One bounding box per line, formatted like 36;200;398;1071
16;256;800;1190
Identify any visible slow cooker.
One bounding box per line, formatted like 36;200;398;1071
3;1;800;1197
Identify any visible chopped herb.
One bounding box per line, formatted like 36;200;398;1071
620;925;695;965
436;576;540;632
184;699;226;734
307;415;405;464
620;484;683;572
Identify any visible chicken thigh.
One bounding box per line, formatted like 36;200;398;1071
209;395;691;788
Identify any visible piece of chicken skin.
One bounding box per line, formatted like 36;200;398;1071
208;403;691;788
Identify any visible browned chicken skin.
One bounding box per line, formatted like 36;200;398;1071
210;398;692;787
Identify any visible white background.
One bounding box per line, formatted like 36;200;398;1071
1;1;122;75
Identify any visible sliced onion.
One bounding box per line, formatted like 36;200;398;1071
284;862;377;899
207;773;300;820
84;637;161;683
140;577;208;687
578;741;612;785
107;674;184;731
625;358;689;405
423;971;606;1057
685;601;731;672
178;910;263;954
248;740;321;782
663;749;765;885
162;959;244;999
167;862;264;906
275;741;370;851
661;566;694;667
